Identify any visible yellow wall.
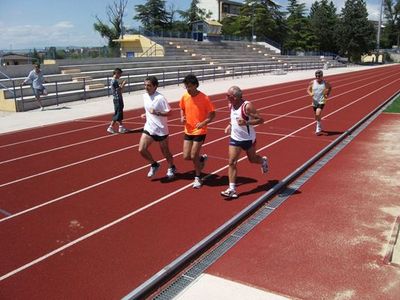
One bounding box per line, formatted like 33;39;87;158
117;35;164;57
0;91;17;112
361;54;383;63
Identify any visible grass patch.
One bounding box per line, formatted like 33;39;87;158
384;95;400;113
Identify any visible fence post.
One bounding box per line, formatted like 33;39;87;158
55;81;59;106
83;78;87;101
20;84;25;112
213;66;216;81
107;75;110;97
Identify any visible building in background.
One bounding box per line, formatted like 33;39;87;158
0;53;30;66
198;0;243;21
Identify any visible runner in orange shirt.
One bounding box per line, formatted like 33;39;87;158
179;74;216;188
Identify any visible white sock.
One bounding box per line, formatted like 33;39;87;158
229;183;236;190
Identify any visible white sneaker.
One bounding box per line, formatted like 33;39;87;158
315;123;323;135
119;126;128;133
147;162;160;178
193;177;202;189
221;188;238;199
261;156;269;174
107;127;115;134
200;154;208;171
40;106;45;111
166;166;176;179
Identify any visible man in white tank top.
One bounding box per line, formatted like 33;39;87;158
221;86;269;199
307;70;332;135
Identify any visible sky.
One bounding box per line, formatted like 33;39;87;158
0;0;383;50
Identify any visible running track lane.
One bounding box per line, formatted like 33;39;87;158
0;65;399;299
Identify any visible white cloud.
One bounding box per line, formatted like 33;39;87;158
0;22;105;50
54;21;74;28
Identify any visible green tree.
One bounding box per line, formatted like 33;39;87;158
284;0;311;52
93;0;128;57
134;0;171;33
178;0;212;32
309;0;338;53
336;0;375;62
32;48;41;64
220;16;242;37
382;0;400;48
237;0;285;42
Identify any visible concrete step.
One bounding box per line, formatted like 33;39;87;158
61;68;81;74
72;76;93;82
87;83;105;90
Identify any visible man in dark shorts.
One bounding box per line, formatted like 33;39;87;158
307;70;332;135
139;76;176;178
107;68;128;134
221;85;269;199
179;74;216;188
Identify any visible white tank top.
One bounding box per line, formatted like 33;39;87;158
230;100;256;142
312;79;327;105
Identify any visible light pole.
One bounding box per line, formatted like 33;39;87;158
377;0;384;51
250;1;256;42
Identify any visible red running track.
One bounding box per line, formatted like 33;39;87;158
1;65;399;299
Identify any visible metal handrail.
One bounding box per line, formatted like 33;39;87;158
139;43;160;57
0;70;16;97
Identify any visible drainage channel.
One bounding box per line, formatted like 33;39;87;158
123;91;400;300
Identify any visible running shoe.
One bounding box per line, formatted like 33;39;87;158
147;162;160;178
315;123;323;135
261;156;269;174
166;165;177;179
119;126;129;133
221;188;238;199
107;127;115;134
193;177;202;189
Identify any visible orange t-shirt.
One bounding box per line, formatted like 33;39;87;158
179;91;215;135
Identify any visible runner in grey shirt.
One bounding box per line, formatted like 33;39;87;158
21;63;47;110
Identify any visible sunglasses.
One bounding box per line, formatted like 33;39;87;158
226;94;235;99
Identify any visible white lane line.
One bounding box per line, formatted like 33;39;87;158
0;76;398;282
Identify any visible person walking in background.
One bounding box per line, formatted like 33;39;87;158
179;74;216;189
139;76;176;179
107;68;129;134
221;86;269;199
307;70;332;135
20;63;47;110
